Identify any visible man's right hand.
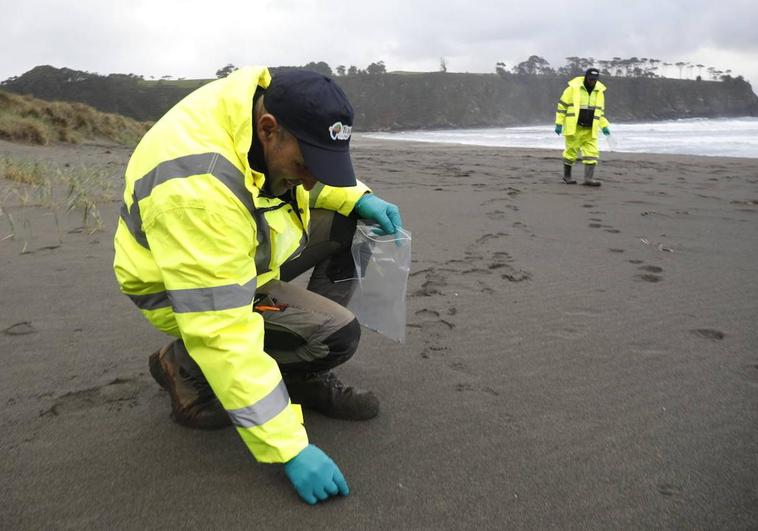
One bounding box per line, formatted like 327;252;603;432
284;444;349;504
554;124;563;135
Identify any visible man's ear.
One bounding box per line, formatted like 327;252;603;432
256;113;279;143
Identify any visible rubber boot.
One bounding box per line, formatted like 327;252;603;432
284;370;379;421
582;164;601;187
149;341;232;430
562;164;576;184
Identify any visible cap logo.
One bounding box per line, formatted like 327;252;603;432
329;122;352;141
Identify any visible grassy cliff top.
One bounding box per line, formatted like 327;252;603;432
0;90;151;146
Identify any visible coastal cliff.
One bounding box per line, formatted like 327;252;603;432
3;66;757;131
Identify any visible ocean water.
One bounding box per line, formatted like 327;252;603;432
365;117;758;159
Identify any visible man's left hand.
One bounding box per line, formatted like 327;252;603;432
355;194;403;235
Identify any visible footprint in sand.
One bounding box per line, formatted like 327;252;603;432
639;265;663;273
690;328;725;341
411;319;455;339
635;273;662;283
420;345;449;359
547;327;585;340
657;483;683;497
449;361;471;374
604;228;621;233
40;377;147;417
501;268;532;282
3;321;37;336
454;382;500;396
608;248;625;253
628;259;644;264
475;232;510;245
412;270;449;297
588;223;603;228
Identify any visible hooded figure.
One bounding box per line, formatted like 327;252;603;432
554;68;611;186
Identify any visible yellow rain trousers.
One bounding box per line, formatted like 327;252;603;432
562;127;599;166
555;76;610;166
113;66;370;463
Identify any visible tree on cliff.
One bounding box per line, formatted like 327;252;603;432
366;61;386;75
303;61;333;76
513;55;554;75
216;64;237;78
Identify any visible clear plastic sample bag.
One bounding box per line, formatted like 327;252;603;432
346;223;412;343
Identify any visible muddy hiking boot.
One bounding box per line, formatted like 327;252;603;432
284;370;379;421
149;341;231;430
583;164;601;187
562;164;576;184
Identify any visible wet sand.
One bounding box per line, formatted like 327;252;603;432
1;136;757;529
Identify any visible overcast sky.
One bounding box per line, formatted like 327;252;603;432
3;0;757;88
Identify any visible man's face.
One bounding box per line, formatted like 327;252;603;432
260;123;318;196
585;76;598;89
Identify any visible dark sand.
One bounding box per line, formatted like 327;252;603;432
1;136;757;529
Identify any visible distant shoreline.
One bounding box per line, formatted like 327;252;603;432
358;117;758;159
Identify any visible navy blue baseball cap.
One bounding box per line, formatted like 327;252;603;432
265;70;356;187
585;68;600;79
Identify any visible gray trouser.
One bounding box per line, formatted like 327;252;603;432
259;208;360;373
174;208;361;378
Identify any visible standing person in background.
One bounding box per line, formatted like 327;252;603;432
554;68;611;186
113;67;402;505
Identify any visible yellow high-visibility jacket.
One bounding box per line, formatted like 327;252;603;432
555;76;609;138
113;66;370;463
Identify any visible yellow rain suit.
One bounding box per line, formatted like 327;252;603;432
113;66;370;463
555;76;610;166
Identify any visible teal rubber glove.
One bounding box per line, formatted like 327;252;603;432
602;127;610;136
554;124;562;135
355;194;403;235
284;444;349;505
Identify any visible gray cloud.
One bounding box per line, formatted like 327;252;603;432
2;0;757;87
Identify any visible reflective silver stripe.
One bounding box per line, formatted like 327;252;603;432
556;109;567;114
120;152;273;275
120;203;149;248
593;116;600;120
122;153;256;248
308;182;326;208
566;113;576;117
558;99;571;107
127;291;171;310
168;277;257;313
253;209;272;274
583;156;599;161
226;379;290;428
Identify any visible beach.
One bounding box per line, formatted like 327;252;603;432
1;136;757;529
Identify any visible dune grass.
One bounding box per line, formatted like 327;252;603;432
1;156;120;251
0;90;151;146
